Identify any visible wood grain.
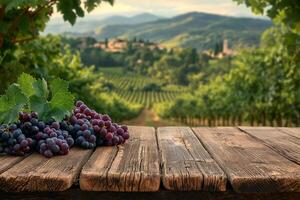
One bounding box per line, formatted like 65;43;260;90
279;128;300;139
0;148;92;192
2;188;300;200
158;127;227;191
193;127;300;193
0;156;25;174
80;126;160;192
240;127;300;165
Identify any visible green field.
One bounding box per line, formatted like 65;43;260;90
99;67;187;108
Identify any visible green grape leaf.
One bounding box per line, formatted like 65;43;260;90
49;78;75;121
29;95;50;120
0;73;74;123
0;84;28;123
29;78;74;121
50;78;69;94
33;78;49;99
17;73;37;97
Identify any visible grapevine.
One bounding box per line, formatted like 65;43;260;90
0;73;130;158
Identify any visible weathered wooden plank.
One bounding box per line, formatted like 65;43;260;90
279;128;300;139
80;126;160;192
158;127;227;191
193;127;300;193
1;188;300;200
240;127;300;165
0;148;92;192
0;156;25;174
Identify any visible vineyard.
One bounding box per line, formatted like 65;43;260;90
100;68;187;108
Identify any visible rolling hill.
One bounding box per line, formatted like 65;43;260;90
91;12;272;50
44;13;162;34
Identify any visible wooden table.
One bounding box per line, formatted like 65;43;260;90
0;126;300;200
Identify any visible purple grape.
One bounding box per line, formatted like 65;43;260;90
31;112;38;119
123;132;130;140
44;127;51;133
93;125;100;134
77;119;84;125
51;122;60;130
75;113;81;119
83;130;91;138
66;137;74;147
102;114;111;121
76;101;84;107
89;135;96;143
121;125;128;132
83;108;92;116
99;128;107;137
20;140;28;148
44;150;53;158
40;143;47;151
117;128;124;135
79;104;87;112
69;117;77;126
94;114;101;119
49;132;57;138
109;126;116;133
112;136;119;145
98;120;104;127
105;132;113;141
118;136;124;144
35;132;43;140
91;119;99;126
50;144;60;154
13;144;20;151
104;121;112;128
81;124;89;131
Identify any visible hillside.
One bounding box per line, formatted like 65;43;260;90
92;12;272;50
44;13;162;34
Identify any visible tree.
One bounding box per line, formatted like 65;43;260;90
233;0;300;31
0;0;114;50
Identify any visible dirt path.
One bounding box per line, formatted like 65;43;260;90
123;109;183;127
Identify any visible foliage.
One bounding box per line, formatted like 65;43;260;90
0;73;74;123
233;0;300;32
157;27;300;126
0;35;141;122
123;46;202;85
0;0;114;50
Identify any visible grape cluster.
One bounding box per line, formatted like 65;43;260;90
0;112;74;158
19;112;75;158
0;101;130;158
67;101;129;148
34;122;74;158
0;113;38;156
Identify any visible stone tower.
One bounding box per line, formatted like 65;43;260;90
223;39;229;54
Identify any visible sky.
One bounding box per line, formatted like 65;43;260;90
51;0;263;21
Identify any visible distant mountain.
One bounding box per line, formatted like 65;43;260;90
91;12;272;50
104;13;162;25
43;13;162;34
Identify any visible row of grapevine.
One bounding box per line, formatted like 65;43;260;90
113;89;180;108
100;67;188;108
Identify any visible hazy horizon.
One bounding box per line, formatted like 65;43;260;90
49;0;266;24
